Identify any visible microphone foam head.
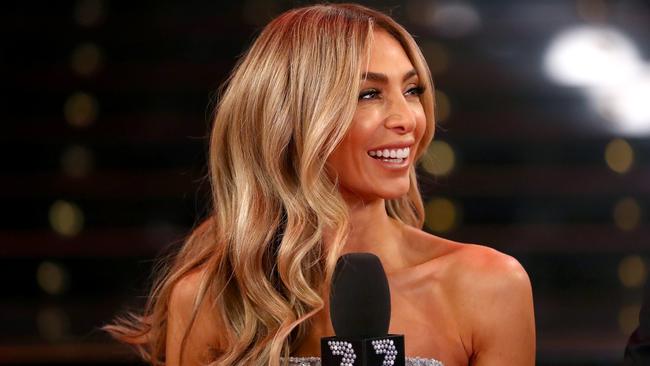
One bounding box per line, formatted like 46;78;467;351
329;252;391;338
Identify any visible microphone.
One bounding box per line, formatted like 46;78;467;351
321;253;405;366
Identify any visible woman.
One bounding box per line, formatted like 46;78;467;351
106;3;535;366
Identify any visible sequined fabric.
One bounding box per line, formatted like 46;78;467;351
286;356;443;366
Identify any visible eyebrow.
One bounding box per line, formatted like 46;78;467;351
361;69;418;83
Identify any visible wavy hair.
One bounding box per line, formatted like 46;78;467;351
105;3;435;366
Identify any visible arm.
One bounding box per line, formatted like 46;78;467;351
167;270;225;366
456;246;536;365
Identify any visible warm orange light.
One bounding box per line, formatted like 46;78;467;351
64;92;98;127
421;140;455;176
424;197;459;233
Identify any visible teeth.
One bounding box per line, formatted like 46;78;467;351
368;147;410;159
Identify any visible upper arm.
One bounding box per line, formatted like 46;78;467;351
166;270;225;366
457;246;536;366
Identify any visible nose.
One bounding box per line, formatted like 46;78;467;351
384;94;416;134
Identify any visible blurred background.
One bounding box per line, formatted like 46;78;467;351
2;0;649;365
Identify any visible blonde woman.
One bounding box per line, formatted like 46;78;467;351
106;3;535;366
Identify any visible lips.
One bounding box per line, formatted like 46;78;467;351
366;148;410;172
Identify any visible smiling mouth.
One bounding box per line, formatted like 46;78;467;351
366;146;410;167
367;146;410;160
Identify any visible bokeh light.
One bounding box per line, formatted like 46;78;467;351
618;255;647;288
544;26;641;88
36;261;69;295
421;140;456;176
613;197;641;231
61;145;94;178
590;69;650;136
604;138;634;174
64;92;98;127
544;24;650;136
37;307;71;342
49;200;85;237
70;42;103;77
424;197;459;233
431;2;481;38
406;0;480;38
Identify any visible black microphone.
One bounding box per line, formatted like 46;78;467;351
321;253;405;366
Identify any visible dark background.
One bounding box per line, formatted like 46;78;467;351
2;0;649;365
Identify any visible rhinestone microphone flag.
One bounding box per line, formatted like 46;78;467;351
321;253;405;366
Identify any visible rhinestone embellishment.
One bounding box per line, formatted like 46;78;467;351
371;338;397;366
327;340;357;366
286;356;443;366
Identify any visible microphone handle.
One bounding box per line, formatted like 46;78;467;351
320;334;405;366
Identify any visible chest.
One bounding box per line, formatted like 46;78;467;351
293;282;469;366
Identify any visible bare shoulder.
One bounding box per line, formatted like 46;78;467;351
403;225;523;268
401;226;530;292
167;268;225;365
385;225;535;363
450;243;530;291
169;267;225;336
169;269;211;318
424;238;533;316
440;240;535;364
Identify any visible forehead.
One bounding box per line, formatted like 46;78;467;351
364;29;414;73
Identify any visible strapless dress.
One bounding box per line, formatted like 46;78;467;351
287;356;443;366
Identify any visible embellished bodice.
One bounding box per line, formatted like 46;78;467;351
287;356;443;366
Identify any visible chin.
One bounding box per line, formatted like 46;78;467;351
378;186;410;200
341;177;411;202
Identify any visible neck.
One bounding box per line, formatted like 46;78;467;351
328;189;407;273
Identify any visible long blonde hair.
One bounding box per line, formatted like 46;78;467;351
105;3;435;365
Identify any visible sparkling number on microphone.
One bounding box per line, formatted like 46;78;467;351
327;340;357;366
371;338;397;366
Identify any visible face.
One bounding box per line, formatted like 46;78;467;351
327;29;428;203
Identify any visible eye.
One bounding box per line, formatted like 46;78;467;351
405;85;425;96
359;89;380;100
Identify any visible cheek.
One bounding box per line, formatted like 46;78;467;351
326;137;357;179
325;120;373;181
337;112;379;152
349;108;381;137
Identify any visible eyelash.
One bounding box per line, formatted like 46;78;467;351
358;85;426;101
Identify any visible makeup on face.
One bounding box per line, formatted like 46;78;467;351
327;29;426;202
